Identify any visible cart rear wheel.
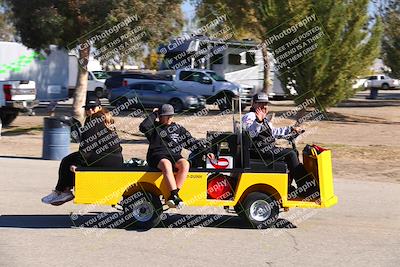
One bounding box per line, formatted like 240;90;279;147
121;191;162;229
236;192;279;228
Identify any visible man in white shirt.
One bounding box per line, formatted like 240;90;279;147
242;93;309;197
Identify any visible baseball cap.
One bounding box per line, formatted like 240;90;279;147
159;104;175;116
252;92;270;103
83;95;101;109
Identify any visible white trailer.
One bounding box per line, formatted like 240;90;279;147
0;41;69;101
68;55;108;98
0;42;69;125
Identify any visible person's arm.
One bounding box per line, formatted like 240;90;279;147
269;122;292;138
242;112;263;138
180;126;213;157
79;117;99;161
139;111;157;138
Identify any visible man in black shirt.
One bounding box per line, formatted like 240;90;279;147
140;104;214;208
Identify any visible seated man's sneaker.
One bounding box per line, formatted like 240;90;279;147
41;190;74;205
166;194;184;209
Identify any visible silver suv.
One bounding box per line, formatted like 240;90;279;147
108;81;205;113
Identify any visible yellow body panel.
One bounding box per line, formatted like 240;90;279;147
74;150;337;209
283;149;338;209
74;171;288;207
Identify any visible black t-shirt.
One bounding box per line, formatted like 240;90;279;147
139;112;207;159
78;114;123;165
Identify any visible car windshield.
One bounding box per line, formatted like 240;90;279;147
157;83;176;92
92;71;111;79
206;71;226;81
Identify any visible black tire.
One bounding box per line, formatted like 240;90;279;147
217;95;232;111
236;192;279;229
0;110;18;126
169;98;183;113
121;191;163;229
381;83;389;90
95;87;104;98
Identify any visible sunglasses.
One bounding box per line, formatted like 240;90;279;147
85;106;97;111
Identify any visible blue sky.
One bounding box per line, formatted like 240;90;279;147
182;0;196;20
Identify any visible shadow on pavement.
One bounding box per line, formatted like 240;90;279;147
0;155;43;160
0;213;296;230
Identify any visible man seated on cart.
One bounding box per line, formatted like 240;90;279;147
139;104;214;208
242;93;313;197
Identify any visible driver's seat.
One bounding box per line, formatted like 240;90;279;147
241;131;287;173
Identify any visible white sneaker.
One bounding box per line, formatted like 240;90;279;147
41;190;74;205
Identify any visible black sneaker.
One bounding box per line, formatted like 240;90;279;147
167;194;184;209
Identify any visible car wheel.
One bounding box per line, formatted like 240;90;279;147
121;191;163;230
381;83;389;90
169;98;183;113
216;95;232;111
237;192;279;229
95;87;103;98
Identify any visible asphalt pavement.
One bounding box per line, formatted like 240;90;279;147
0;157;399;266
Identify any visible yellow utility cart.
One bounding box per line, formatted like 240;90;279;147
74;129;337;229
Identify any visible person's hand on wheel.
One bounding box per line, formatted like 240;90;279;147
255;107;266;122
292;126;304;134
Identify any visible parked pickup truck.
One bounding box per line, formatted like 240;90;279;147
364;75;400;90
107;69;253;111
0;80;38;126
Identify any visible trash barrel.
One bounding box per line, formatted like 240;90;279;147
42;117;70;160
369;88;378;99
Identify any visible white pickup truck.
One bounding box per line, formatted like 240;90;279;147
120;69;253;111
364;75;400;89
0;80;38;126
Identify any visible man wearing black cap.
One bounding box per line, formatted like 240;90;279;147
242;93;309;196
140;104;214;208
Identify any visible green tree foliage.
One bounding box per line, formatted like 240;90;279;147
7;0;183;118
194;0;273;92
0;0;15;41
382;0;400;78
195;0;382;109
95;0;184;69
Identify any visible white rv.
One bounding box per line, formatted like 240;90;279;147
158;36;294;99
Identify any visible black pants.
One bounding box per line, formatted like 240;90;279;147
55;152;83;191
55;151;123;191
261;147;307;186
